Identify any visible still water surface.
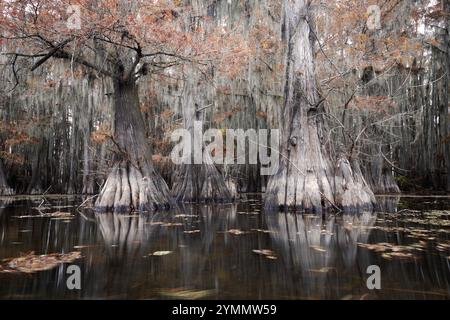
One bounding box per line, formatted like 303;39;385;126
0;194;449;299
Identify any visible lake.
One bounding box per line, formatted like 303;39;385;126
0;194;449;299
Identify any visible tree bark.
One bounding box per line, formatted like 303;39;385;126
0;160;14;196
171;74;232;203
265;0;375;212
82;133;95;194
26;139;46;194
95;80;172;213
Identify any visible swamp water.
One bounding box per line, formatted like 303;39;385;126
0;194;449;299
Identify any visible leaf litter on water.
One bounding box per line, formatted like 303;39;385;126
0;251;82;274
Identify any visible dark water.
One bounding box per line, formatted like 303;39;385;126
0;194;449;299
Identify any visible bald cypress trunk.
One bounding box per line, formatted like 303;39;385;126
0;160;14;196
171;76;232;203
434;1;450;190
26;140;46;194
95;80;172;213
265;0;375;212
81;133;95;194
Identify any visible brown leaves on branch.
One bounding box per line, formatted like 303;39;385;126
2;0;249;82
0;151;25;166
91;126;112;144
348;96;396;113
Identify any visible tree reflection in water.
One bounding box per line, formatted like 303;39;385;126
0;195;449;299
265;210;377;298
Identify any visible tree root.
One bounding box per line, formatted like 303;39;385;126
334;157;376;212
95;161;172;213
265;160;335;213
0;187;14;196
172;164;233;203
265;156;377;213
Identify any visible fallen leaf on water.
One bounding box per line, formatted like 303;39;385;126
0;251;81;274
252;249;278;260
45;211;73;217
358;242;392;252
184;230;200;234
145;221;164;225
253;249;276;257
161;223;183;227
309;267;335;273
159;288;214;300
51;217;74;221
74;245;97;249
13;211;74;219
381;253;393;260
149;251;172;256
382;252;416;260
251;228;271;233
49;205;74;209
390;252;415;259
227;229;249;235
175;214;198;218
238;212;260;215
32;206;51;210
310;245;327;253
436;242;450;251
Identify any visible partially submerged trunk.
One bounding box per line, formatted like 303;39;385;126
81;134;95;194
171;76;232;203
0;160;14;196
95;80;172;213
358;66;401;194
26;139;46;194
225;176;239;200
81;88;95;195
265;0;375;212
335;157;376;211
172;162;232;203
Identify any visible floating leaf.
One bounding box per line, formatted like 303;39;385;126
145;221;164;225
150;251;172;256
161;223;183;227
238;212;260;215
252;249;277;260
184;230;201;234
227;229;249;235
309;267;335;273
0;251;81;274
251;228;274;234
310;245;327;253
175;214;198;218
159;288;214;300
13;211;74;219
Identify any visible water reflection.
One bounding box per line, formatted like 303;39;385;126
376;195;401;212
75;204;239;298
0;195;449;299
265;211;377;298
